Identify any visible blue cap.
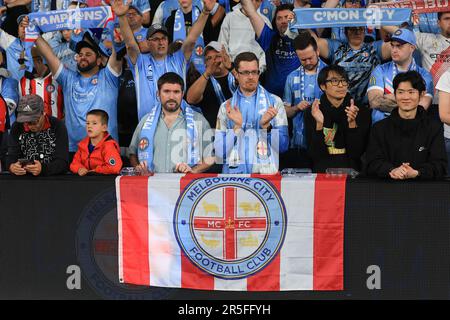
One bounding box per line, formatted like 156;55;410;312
17;14;27;25
391;28;417;46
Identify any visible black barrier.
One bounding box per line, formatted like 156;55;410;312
0;174;448;299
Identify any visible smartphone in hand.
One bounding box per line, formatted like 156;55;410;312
18;158;33;167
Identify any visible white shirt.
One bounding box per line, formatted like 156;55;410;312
435;69;450;139
218;4;272;72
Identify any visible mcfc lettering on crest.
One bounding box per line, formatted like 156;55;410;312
174;177;287;280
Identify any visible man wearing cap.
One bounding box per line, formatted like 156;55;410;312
111;0;216;121
31;17;122;154
7;94;69;176
0;14;31;81
19;47;64;120
312;20;391;107
367;28;434;124
186;41;236;128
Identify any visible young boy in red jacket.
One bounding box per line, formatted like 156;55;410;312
70;109;122;175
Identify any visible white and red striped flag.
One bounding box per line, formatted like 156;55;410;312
116;173;346;291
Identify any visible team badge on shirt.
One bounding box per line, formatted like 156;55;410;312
46;84;55;93
91;78;98;85
263;8;268;15
139;137;149;151
147;65;153;81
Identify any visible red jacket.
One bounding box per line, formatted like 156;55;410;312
70;133;122;175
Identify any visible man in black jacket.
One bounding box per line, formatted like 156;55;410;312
366;71;448;179
7;94;69;176
304;64;371;173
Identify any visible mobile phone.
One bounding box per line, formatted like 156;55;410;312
18;158;33;167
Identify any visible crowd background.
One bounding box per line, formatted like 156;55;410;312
0;0;448;178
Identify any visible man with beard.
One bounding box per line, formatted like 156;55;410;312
304;64;371;173
30;16;122;155
282;33;326;169
129;72;214;173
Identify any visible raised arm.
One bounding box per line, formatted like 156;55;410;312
182;0;216;60
35;36;62;76
107;43;122;75
241;0;265;38
367;89;398;112
111;0;140;65
309;30;329;59
3;0;31;8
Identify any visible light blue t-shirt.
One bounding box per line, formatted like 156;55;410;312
0;30;29;82
128;49;187;120
284;68;324;149
367;60;434;124
55;63;120;151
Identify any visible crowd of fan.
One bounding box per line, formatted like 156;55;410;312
0;0;448;179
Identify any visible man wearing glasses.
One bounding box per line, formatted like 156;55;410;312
112;0;216;121
304;64;371;173
215;52;289;174
367;28;434;124
7;94;69;176
366;71;447;179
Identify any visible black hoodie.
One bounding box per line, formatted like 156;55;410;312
365;106;448;179
304;93;371;173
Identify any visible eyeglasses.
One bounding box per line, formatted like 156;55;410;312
148;36;168;42
237;70;260;76
325;79;349;86
396;89;419;95
347;27;365;33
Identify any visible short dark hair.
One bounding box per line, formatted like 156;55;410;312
157;72;184;91
272;4;294;34
438;11;450;20
87;109;109;125
294;33;318;51
317;64;349;87
393;70;426;94
234;52;259;71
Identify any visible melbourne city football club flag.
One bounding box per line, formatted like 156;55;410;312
116;173;346;291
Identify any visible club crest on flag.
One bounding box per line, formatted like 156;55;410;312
174;177;287;280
